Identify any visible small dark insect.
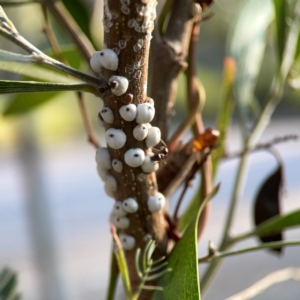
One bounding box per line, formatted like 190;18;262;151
150;146;169;162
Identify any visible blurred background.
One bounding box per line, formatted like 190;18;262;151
0;0;299;299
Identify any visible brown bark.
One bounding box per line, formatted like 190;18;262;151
102;0;168;297
151;0;196;140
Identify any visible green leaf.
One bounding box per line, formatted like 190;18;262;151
272;0;287;62
0;268;19;300
0;80;92;94
178;191;199;232
152;212;200;300
0;60;74;83
227;0;274;128
61;0;94;44
45;46;83;70
254;209;300;237
153;185;220;300
3;91;59;116
106;245;119;300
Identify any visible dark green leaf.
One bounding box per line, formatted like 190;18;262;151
153;185;219;300
0;268;19;300
61;0;94;44
0;80;92;94
106;245;119;300
253;165;283;253
152;211;201;300
272;0;287;62
255;209;300;237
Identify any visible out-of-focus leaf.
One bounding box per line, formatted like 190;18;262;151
45;46;83;70
213;56;236;174
0;60;74;83
0;80;91;94
254;209;300;237
227;0;274;128
3;91;59;116
106;245;119;300
61;0;94;44
153;185;219;300
272;0;287;62
253;165;283;253
0;268;20;300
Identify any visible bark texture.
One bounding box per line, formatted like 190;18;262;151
102;0;168;296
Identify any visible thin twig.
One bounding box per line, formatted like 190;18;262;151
77;92;100;149
225;267;300;300
173;147;214;222
0;7;105;89
198;240;300;264
44;0;95;64
224;135;299;159
200;2;300;291
41;5;100;149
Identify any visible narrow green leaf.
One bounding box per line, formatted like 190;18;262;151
106;245;119;300
272;0;287;62
0;80;92;94
255;209;300;238
152;186;220;300
0;60;74;83
114;247;132;300
227;0;274;128
0;268;19;300
61;0;94;44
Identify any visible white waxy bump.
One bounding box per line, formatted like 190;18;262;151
95;148;111;169
113;201;127;217
147;192;166;213
122;198;139;213
145;97;154;105
104;184;115;198
136;103;155;124
111;215;130;229
97;112;105;127
141;153;159;173
105;128;127;149
145;127;161;148
105;175;118;195
98;49;119;71
144;234;152;243
100;107;114;124
96;165;109;181
124;148;145;167
90;52;102;73
112;159;123;173
119;234;136;250
133;124;148;141
119;104;137;121
109;75;129;96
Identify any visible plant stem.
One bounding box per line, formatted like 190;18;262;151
200;1;300;291
0;7;105;89
225;267;300;300
198;240;300;263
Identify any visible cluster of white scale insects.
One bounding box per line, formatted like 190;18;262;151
91;48;165;250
